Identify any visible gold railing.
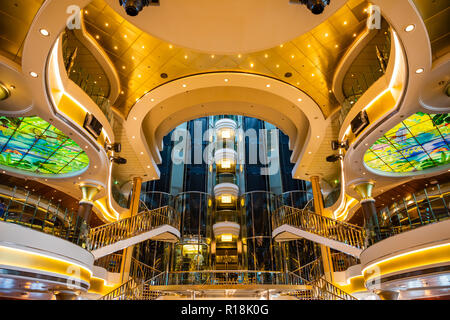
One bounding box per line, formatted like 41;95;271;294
272;206;365;250
331;252;360;272
128;257;161;282
94;253;123;273
88;206;179;251
99;278;141;300
310;277;358;300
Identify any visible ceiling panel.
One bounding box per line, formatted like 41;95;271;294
81;0;370;118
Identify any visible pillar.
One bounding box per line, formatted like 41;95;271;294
120;177;143;283
353;181;378;246
78;183;102;224
311;176;334;283
353;181;378;225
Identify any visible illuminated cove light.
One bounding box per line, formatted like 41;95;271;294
364;112;449;173
0;116;89;176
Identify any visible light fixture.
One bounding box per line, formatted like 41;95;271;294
39;29;50;36
266;84;271;88
293;0;331;15
405;24;415;32
221;159;231;169
30;72;38;78
221;234;233;242
221;195;232;204
415;68;424;74
182;84;187;88
298;98;302;102
224;78;229;83
221;130;231;139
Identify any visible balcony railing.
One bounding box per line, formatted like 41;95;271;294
338;26;392;127
366;184;450;246
0;186;89;248
144;270;309;287
272;206;366;251
88;205;179;251
61;32;114;126
94;253;123;273
331;252;360;272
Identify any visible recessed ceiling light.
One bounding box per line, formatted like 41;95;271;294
405;24;415;32
133;117;137;120
169;44;173;49
311;73;315;77
266;84;271;88
95;35;100;39
317;136;320;138
415;68;424;74
224;79;229;82
140;152;144;155
147;165;151;169
182;84;187;88
324;33;329;37
298;98;302;102
123;34;127;38
132;136;136;139
39;29;49;36
30;72;38;78
343;21;348;25
238;54;242;58
10;85;15;90
264;54;269;58
250;63;254;68
308;152;312;154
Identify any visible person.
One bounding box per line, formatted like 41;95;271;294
0;199;6;219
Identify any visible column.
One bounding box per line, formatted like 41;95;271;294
120;177;143;283
353;181;378;238
78;183;102;224
311;176;334;283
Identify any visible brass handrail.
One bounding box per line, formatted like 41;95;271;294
310;277;358;300
88;206;179;251
272;206;366;250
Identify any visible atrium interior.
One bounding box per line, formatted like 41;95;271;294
0;0;448;301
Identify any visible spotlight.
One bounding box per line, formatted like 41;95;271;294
105;142;122;153
119;0;159;16
290;0;331;15
331;140;349;151
326;154;343;163
111;156;127;165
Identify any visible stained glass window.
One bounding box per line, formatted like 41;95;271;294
364;112;450;173
0;116;89;175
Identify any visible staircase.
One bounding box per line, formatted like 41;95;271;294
272;206;365;258
89;206;180;259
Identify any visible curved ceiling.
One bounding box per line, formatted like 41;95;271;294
82;0;370;118
364;112;449;174
104;0;348;54
0;116;89;177
0;0;45;64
